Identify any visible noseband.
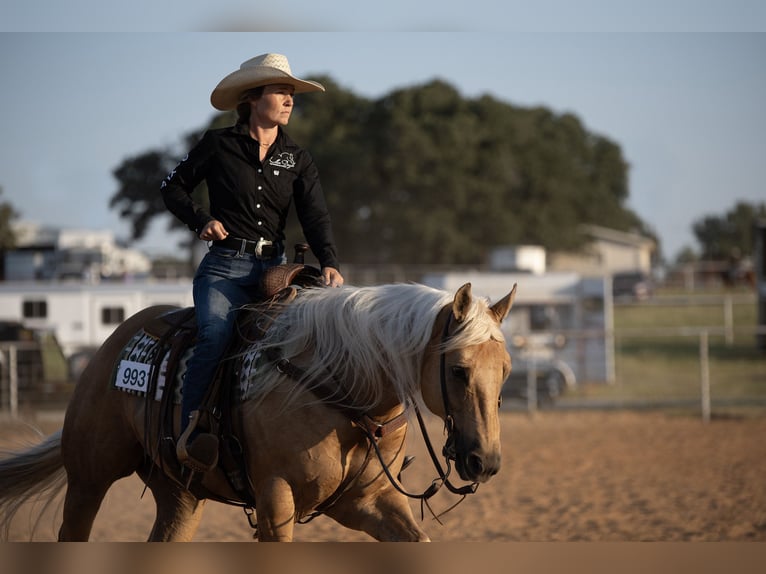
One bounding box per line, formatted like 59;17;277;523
269;306;480;520
361;308;479;517
424;310;479;495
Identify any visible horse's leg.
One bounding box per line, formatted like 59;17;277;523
58;481;111;541
327;489;430;542
139;469;206;541
59;383;145;540
58;305;181;541
57;437;145;541
254;477;296;541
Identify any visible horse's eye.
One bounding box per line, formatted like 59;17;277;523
498;395;503;408
451;365;468;382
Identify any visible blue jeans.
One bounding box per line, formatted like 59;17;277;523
181;245;285;432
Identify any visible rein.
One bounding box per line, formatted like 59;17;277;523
436;311;479;497
268;306;479;521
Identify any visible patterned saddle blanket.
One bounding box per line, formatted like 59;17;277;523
109;262;320;403
110;308;276;405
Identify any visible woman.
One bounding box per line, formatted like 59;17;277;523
161;53;344;473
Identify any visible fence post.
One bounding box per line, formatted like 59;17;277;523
724;295;734;346
9;344;19;418
603;274;616;385
527;355;538;416
699;330;711;424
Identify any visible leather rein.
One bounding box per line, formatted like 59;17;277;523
269;307;478;519
358;310;478;516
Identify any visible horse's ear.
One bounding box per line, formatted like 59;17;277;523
452;283;473;323
489;283;517;324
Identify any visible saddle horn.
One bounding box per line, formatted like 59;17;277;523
293;243;309;264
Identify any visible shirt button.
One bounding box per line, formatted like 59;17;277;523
257;186;263;190
257;221;263;226
258;168;263;173
256;204;261;208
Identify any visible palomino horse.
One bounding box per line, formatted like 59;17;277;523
0;281;516;541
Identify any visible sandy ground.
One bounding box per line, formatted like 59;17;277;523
2;410;766;542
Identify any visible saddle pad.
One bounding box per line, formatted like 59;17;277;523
237;345;271;402
111;330;190;404
111;329;267;404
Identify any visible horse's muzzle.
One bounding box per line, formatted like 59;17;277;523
455;445;501;483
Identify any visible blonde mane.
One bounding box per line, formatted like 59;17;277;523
241;283;504;412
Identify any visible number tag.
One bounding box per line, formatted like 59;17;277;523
115;360;152;393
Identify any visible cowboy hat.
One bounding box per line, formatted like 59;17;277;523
210;53;325;111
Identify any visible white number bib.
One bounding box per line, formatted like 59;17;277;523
115;360;152;392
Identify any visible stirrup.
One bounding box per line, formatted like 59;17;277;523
177;411;219;473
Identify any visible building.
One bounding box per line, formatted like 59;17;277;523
5;221;152;281
548;224;656;276
488;245;547;274
0;280;193;359
422;270;614;390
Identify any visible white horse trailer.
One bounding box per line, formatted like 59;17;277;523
0;281;194;360
422;271;614;402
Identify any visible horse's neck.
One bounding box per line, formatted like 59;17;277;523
365;391;406;421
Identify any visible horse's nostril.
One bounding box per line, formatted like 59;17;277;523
468;453;484;476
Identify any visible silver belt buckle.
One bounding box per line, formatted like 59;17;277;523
254;237;273;258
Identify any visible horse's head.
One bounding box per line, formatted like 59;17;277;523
421;282;517;484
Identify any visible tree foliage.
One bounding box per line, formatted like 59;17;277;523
692;201;766;260
0;185;18;250
111;77;644;265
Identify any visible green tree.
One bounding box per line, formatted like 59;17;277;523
110;118;233;250
110;77;645;266
674;246;698;264
0;185;18;280
0;185;18;250
692;201;766;260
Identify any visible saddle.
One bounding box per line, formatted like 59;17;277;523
144;247;323;503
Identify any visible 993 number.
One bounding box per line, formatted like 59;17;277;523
121;366;147;388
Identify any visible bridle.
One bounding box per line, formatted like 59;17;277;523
356;309;479;520
267;306;481;522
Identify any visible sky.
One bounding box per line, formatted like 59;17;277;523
0;18;764;262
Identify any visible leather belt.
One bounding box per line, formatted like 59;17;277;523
213;237;278;259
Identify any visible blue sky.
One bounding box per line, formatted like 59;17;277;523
0;30;764;261
2;1;765;32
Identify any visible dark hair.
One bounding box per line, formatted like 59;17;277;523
235;86;265;124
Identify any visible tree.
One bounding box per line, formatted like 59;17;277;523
110;117;234;250
674;246;698;265
110;77;645;266
0;185;19;280
692;201;766;260
110;149;180;240
0;185;18;251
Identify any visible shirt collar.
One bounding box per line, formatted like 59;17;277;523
232;123;296;150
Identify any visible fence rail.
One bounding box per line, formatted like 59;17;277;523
507;323;766;422
2;316;764;424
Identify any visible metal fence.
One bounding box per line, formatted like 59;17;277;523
1;288;763;424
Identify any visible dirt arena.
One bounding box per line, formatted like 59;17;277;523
2;410;765;542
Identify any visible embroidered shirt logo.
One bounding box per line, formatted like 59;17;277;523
160;154;189;189
269;152;296;170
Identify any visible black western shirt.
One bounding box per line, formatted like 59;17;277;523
161;123;340;270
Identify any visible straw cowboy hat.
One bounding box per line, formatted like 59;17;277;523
210;53;325;111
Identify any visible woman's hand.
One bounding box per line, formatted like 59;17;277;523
199;220;229;241
322;267;344;288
